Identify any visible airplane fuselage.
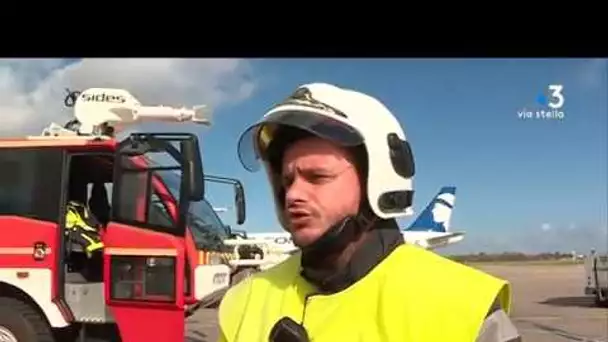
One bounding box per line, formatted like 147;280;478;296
245;232;296;254
245;230;464;253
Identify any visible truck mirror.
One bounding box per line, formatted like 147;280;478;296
202;174;247;225
234;182;246;225
181;139;204;202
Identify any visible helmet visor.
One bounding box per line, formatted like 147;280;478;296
237;110;364;172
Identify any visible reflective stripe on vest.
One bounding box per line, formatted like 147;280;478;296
218;244;511;342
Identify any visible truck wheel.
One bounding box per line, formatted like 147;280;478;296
595;289;608;307
0;297;54;342
592;259;608;307
231;267;257;286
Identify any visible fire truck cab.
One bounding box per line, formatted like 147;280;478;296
0;88;231;342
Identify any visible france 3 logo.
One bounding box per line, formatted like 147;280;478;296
518;84;566;120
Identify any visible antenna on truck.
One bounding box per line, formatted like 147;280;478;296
41;87;213;138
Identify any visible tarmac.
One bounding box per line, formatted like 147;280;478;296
185;262;608;342
476;263;607;342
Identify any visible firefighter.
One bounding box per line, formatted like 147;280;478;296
218;83;521;342
65;178;104;258
65;200;104;258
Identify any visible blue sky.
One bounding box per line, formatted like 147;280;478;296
198;58;607;254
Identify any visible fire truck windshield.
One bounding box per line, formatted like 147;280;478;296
155;170;230;250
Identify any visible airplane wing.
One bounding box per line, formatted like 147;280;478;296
424;232;465;249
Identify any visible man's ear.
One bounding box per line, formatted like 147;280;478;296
269;170;285;205
267;169;290;231
349;145;371;214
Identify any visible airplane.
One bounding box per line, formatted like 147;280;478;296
241;186;464;254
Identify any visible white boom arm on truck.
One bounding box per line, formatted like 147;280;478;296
40;87;212;138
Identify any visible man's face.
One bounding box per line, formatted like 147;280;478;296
280;136;362;247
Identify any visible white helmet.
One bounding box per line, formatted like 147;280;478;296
237;83;415;220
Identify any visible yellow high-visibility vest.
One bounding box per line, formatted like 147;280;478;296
218;244;511;342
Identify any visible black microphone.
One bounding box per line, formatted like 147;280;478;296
269;317;310;342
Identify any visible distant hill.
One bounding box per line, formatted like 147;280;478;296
446;251;582;263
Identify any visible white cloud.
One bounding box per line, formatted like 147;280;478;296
540;222;552;231
577;58;607;89
0;58;256;135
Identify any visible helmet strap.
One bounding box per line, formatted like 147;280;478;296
300;207;377;270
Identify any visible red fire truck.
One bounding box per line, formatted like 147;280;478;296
0;87;239;342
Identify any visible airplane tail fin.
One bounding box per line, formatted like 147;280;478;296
404;186;456;233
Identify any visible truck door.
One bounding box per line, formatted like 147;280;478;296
103;133;204;342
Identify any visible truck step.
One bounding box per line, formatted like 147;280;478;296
64;282;115;324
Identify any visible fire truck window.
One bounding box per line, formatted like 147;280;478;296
149;193;173;227
112;166;177;232
87;183;114;206
188;199;229;250
86;182;112;226
103;183;113;205
154;169;231;247
113;172;148;223
0;149;63;222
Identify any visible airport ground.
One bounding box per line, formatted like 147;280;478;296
185;262;608;342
